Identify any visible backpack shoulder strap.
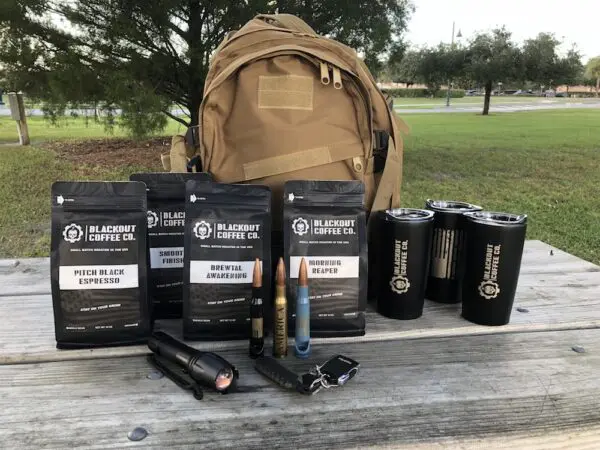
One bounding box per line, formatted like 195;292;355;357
371;135;402;212
371;116;405;212
162;134;196;172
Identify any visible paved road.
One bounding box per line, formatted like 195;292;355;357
1;99;599;117
394;99;600;114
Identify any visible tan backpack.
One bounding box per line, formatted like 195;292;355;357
163;13;405;225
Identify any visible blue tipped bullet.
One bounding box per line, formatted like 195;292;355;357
295;258;311;359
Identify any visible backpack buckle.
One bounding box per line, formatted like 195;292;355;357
187;156;202;173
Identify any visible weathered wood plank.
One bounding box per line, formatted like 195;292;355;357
0;257;50;296
391;428;600;450
0;329;599;449
3;267;600;364
1;240;597;298
2;239;599;364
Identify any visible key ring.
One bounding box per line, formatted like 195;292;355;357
309;365;334;389
309;365;327;390
310;355;360;389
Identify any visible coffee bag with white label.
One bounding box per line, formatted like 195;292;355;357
50;181;150;348
183;181;271;340
130;172;211;320
283;180;367;337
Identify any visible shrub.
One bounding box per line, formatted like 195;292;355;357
565;91;597;98
381;88;465;98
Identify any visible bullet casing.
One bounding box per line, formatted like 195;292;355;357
273;285;288;358
294;285;311;358
249;259;265;359
249;294;264;358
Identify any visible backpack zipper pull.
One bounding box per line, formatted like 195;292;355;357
320;61;330;85
332;67;343;89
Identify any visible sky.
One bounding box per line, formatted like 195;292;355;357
404;0;598;61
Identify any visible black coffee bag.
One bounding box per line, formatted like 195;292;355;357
283;180;367;337
51;181;150;348
130;172;211;320
183;181;272;340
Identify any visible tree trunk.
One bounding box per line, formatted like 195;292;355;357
483;80;492;115
189;96;200;130
188;0;203;128
596;76;599;98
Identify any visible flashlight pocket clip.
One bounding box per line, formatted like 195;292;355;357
147;354;205;400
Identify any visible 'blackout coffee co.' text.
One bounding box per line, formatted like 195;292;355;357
394;240;408;277
483;244;501;282
311;219;356;235
87;225;137;242
202;223;261;240
215;223;261;240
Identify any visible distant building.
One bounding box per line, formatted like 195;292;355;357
378;82;429;90
556;85;595;95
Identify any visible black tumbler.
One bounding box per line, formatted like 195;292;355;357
375;208;434;320
425;200;482;303
461;211;527;326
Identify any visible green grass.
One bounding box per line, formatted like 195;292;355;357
0;147;155;257
0;116;188;144
1;109;599;264
402;110;600;151
399;110;600;265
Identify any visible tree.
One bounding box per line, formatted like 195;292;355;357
584;57;600;97
416;48;445;95
523;33;583;93
388;50;421;87
553;49;584;93
404;45;465;95
463;28;523;115
0;1;413;137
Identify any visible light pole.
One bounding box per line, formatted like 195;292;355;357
446;22;462;107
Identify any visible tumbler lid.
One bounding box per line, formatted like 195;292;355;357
426;199;482;213
385;208;434;222
463;211;527;225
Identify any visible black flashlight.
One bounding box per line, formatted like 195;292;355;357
148;331;238;395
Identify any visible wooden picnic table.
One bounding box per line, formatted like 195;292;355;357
1;240;600;449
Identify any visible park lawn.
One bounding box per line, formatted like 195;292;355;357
0;109;599;264
398;110;600;265
0;147;154;257
0;116;188;144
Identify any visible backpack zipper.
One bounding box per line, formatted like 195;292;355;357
320;61;330;85
207;34;376;143
206;22;318;90
332;67;343;90
214;24;308;55
206;29;400;176
209;30;379;130
204;46;354;96
201;46;373;168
